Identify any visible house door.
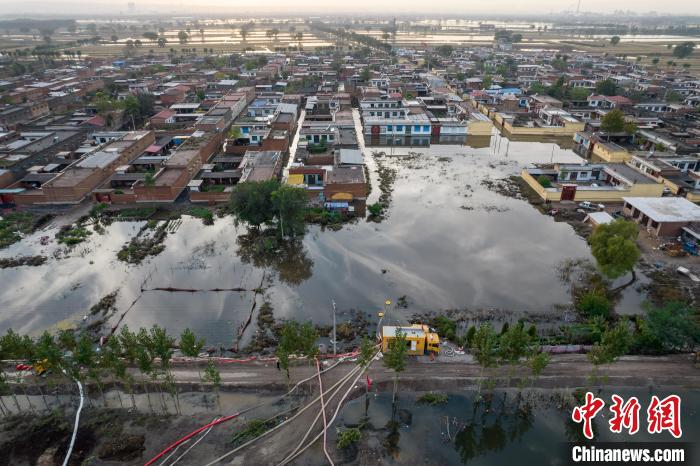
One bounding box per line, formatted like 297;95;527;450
561;185;577;201
371;125;380;135
431;125;441;136
410;340;417;352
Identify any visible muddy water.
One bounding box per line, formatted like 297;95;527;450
0;132;647;345
313;388;700;465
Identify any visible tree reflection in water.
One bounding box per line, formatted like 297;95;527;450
237;229;313;285
455;392;534;463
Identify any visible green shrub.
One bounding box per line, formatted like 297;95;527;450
336;427;361;449
432;316;457;342
367;202;383;217
189;207;214;225
537;175;551;188
576;291;611;319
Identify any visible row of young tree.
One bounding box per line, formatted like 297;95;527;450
0;325;221;415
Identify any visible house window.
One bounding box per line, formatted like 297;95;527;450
396;125;404;131
423;125;430;132
387;125;393;132
242;127;250;133
392;112;397;116
414;125;421;132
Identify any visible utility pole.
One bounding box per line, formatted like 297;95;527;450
331;300;337;355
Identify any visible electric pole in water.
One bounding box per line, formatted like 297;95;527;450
331;300;337;355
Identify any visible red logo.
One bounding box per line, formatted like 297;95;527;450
647;395;682;438
609;395;641;435
572;392;605;440
572;392;683;440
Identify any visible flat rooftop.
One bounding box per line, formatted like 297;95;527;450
605;164;656;185
623;197;700;223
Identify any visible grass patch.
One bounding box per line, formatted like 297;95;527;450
115;207;157;220
56;223;92;246
0;212;35;248
0;255;47;268
189;207;214;225
231;418;278;445
416;392;449;405
116;223;168;264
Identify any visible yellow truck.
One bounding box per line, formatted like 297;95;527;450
381;324;440;356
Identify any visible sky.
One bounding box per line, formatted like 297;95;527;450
0;0;699;16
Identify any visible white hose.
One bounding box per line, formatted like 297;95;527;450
315;359;334;466
204;364;363;466
167;419;218;466
62;376;84;466
281;352;379;465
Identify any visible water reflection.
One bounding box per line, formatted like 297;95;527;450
0;134;648;340
331;389;698;466
237;230;314;286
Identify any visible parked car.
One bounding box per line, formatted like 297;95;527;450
579;201;605;211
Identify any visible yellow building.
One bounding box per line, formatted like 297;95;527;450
592;141;631;163
521;163;664;203
381;324;440;356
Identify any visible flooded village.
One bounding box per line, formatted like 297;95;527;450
0;10;699;465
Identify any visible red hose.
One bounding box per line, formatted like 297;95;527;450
144;414;241;466
145;350;360;465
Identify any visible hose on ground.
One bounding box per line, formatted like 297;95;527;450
145;356;351;466
204;363;363;466
316;358;334;466
166;418;219;466
61;375;84;466
280;351;380;465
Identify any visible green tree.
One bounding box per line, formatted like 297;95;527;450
203;360;221;407
600;108;626;133
229;179;280;229
436;44;454;57
276;320;319;386
498;323;533;364
644;302;700;352
383;330;407;406
672;42;695;59
589;219;640;279
610;36;621;46
143;171;156;187
143;31;158;43
271;185;308;237
482;75;493;90
357;336;376;369
470;324;498;397
588;321;631;366
178;30;189;44
595;79;618;96
568;87;590;101
34;331;61;368
180;328;205;358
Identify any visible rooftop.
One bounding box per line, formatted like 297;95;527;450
622;197;700;223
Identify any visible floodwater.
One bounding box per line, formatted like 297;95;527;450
0;128;649;346
307;388;700;465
